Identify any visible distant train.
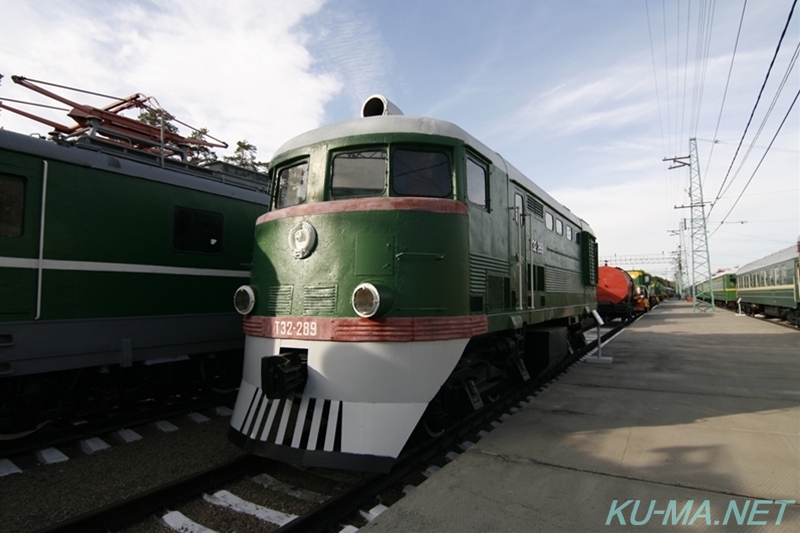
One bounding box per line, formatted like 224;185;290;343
695;241;800;326
0;77;270;431
596;266;635;320
228;95;599;472
695;269;737;307
595;266;672;321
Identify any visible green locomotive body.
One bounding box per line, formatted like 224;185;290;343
1;128;269;425
229;96;597;471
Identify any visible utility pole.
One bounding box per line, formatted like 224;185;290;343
668;225;686;298
664;138;715;312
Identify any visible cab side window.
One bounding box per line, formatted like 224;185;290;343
466;157;488;208
173;207;223;255
0;174;25;238
275;161;309;208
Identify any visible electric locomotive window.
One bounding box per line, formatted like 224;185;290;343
566;225;572;241
545;212;554;231
555;219;563;235
466;157;487;208
0;174;25;238
173;207;223;255
275;161;309;209
331;149;387;199
391;149;451;198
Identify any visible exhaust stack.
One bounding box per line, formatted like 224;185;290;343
361;94;403;117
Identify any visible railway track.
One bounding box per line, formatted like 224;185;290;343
22;319;632;533
0;389;239;458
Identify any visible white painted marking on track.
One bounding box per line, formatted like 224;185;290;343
422;465;440;478
162;510;218;533
80;437;110;455
154;420;179;433
114;428;143;443
0;458;22;477
204;490;297;526
187;412;211;424
445;451;460;462
36;447;68;464
252;473;327;502
360;504;388;522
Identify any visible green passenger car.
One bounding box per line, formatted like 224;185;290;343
228;95;598;472
736;243;800;325
712;271;738;307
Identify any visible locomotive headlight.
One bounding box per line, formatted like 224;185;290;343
351;283;393;318
234;285;256;315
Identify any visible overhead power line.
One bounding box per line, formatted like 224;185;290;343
718;39;800;200
710;86;800;237
703;0;747;178
708;0;797;218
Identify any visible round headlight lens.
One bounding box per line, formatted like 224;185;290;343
352;283;380;318
234;285;256;315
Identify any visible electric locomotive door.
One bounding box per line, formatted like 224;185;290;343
0;158;41;318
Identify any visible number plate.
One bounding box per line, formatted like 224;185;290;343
274;319;318;338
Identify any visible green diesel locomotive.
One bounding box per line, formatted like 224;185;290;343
229;95;598;471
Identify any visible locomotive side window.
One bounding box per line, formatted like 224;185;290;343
545;212;553;231
566;225;573;241
555;219;563;235
331;149;387;199
466;157;487;208
275;161;309;208
0;174;25;238
173;207;224;255
391;149;452;198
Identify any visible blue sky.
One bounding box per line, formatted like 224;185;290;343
1;0;797;280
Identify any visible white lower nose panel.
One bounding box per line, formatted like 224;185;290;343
341;401;427;458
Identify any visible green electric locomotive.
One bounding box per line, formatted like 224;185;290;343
0;78;270;429
229;95;598;471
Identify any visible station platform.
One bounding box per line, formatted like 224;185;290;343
362;300;800;532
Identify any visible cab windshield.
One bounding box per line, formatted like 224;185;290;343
391;149;451;198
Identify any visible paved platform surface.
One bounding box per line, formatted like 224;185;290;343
362;300;800;532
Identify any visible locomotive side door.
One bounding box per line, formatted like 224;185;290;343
0;157;43;318
512;189;527;310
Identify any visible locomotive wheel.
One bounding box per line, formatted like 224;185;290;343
422;418;446;438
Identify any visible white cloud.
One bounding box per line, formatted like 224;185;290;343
500;61;656;140
300;0;393;113
0;0;341;159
